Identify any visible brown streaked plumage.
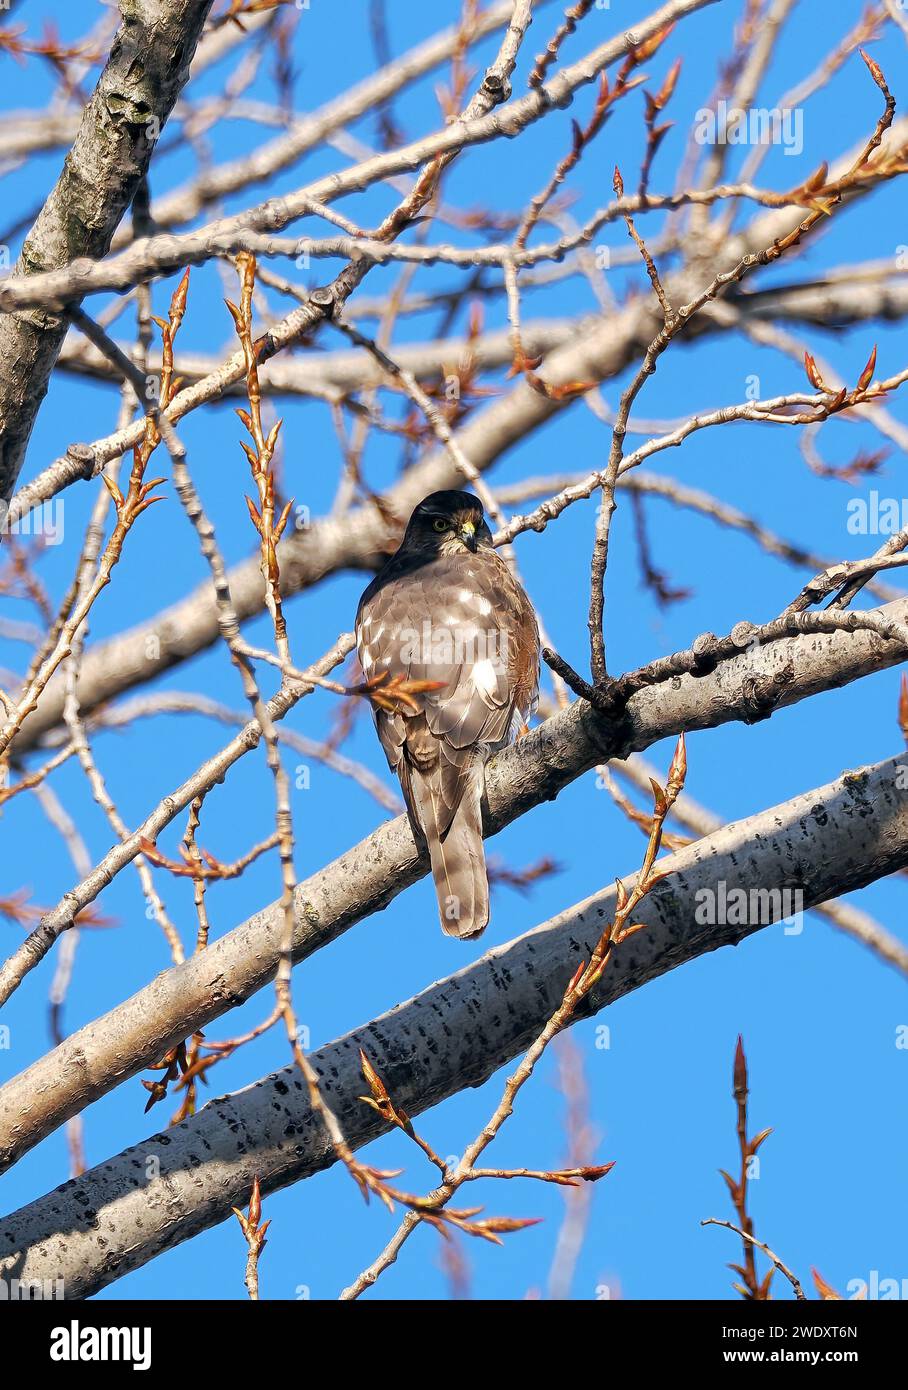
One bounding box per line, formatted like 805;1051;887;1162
356;491;539;939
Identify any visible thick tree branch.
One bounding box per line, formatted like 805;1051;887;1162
0;0;214;503
3;752;906;1297
1;600;906;1171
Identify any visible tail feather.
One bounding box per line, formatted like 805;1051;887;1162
411;767;489;938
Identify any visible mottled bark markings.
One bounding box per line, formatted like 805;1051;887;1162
0;617;903;1179
3;755;906;1295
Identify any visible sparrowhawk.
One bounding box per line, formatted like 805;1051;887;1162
356;491;539;939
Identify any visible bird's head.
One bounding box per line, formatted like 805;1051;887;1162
403;491;493;556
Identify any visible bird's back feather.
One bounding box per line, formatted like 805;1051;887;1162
356;540;538;938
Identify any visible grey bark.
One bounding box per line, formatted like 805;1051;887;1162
1;602;905;1174
0;0;213;504
2;752;905;1298
0;11;275;167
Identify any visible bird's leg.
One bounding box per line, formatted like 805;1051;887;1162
352;668;447;715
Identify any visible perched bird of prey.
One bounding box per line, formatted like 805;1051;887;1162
356;491;539;939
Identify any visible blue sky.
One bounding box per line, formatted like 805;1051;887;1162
1;0;907;1301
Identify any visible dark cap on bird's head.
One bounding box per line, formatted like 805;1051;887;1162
403;490;492;554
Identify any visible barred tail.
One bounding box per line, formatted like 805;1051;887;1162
411;767;489;939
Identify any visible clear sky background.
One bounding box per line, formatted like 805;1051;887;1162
1;0;907;1301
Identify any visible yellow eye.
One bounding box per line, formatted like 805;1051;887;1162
432;517;449;532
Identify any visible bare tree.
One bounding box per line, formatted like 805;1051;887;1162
0;0;906;1303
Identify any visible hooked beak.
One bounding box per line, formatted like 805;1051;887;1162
460;521;477;552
